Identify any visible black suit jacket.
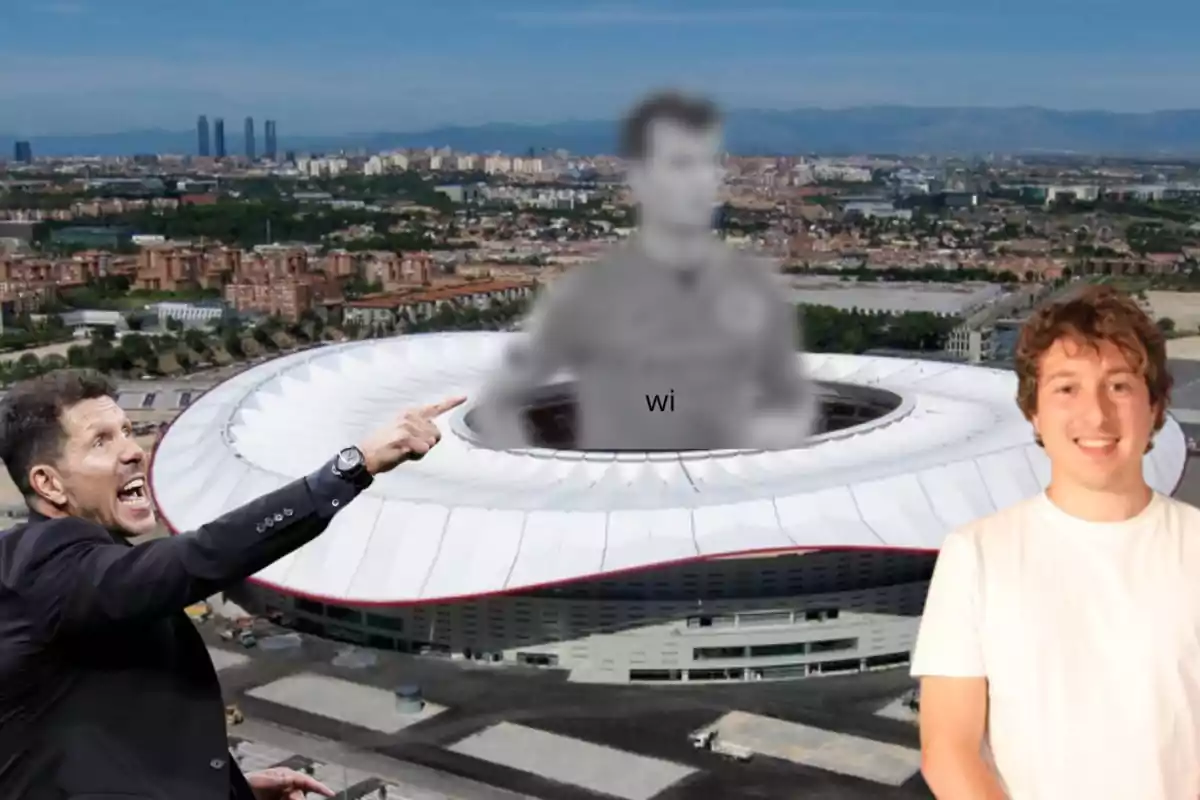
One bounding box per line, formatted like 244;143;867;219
0;457;369;800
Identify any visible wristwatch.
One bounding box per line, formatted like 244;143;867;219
331;446;372;489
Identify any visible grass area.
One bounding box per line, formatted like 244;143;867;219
0;340;78;364
0;332;75;354
1096;276;1152;293
1095;275;1200;296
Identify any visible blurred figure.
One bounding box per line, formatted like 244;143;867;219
913;285;1200;800
476;90;815;451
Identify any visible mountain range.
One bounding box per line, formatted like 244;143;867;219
5;106;1200;159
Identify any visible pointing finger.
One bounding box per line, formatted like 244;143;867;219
418;395;467;419
291;774;334;796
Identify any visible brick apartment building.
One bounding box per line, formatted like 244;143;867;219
222;250;340;322
135;244;207;291
0;251;119;312
0;257;62;314
223;281;316;322
361;250;433;290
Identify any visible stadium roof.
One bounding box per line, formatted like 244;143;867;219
149;332;1187;605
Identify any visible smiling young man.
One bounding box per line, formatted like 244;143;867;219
912;284;1200;800
0;369;463;800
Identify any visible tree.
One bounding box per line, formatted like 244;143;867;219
66;345;92;368
252;325;277;349
183;328;211;355
223;331;245;358
1158;317;1176;334
13;353;42;380
118;333;157;371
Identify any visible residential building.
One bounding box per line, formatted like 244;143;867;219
135;243;203;291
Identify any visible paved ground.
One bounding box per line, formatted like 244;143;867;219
228;717;533;800
207;625;933;800
1168;336;1200;361
1147;292;1200;335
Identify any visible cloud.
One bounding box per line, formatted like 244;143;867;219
495;7;921;26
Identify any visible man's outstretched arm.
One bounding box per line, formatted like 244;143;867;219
8;397;463;638
10;461;357;637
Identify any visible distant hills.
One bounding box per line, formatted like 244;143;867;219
5;106;1200;158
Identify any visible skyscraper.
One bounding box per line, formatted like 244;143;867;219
264;120;278;160
214;118;226;158
197;115;210;157
244;116;256;161
12;141;32;163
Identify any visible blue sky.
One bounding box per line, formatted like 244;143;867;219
3;0;1199;134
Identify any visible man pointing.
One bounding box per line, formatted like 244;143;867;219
0;368;464;800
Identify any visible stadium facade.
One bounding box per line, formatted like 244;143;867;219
150;333;1187;684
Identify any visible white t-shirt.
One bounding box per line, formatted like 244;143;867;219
912;491;1200;800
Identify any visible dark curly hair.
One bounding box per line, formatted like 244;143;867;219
1014;284;1172;444
0;368;118;498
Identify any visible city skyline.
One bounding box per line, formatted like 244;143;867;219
195;115;277;159
2;0;1199;135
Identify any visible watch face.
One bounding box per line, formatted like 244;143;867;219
337;447;363;472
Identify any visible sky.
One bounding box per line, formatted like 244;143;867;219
3;0;1200;135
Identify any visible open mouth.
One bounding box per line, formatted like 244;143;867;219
117;476;151;508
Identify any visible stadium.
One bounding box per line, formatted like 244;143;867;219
149;332;1188;685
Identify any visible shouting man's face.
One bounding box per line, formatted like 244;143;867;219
29;396;156;536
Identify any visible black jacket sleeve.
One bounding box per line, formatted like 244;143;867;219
8;458;369;638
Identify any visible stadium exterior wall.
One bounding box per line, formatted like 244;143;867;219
229;550;934;684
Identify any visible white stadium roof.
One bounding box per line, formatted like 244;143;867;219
149;332;1187;604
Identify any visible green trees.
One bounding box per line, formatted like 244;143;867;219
0;297;956;386
51;172;473;252
400;296;530;334
0;312;73;351
802;306;956;354
784;264;1005;284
